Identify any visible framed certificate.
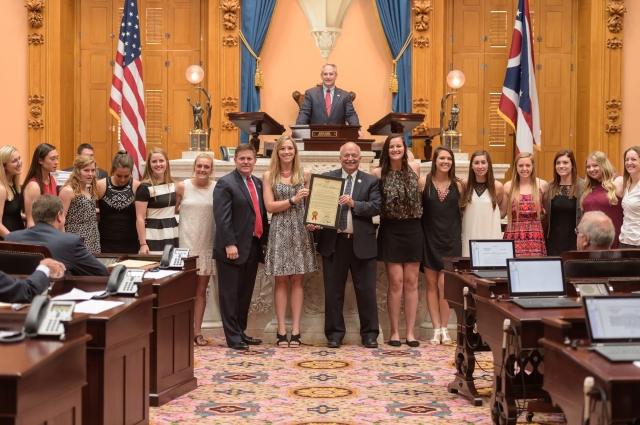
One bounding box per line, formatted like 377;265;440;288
304;175;345;229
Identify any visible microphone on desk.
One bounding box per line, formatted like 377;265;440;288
583;376;594;425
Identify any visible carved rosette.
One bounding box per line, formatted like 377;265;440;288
413;122;430;134
413;0;432;32
413;98;428;109
607;110;620;122
605;99;622;134
30;106;43;118
222;35;238;46
25;0;44;28
28;95;45;105
28;119;44;130
220;0;239;31
605;123;622;133
221;96;238;107
221;121;236;131
606;1;626;33
28;33;44;45
413;36;429;48
606;99;622;109
310;30;341;61
607;37;623;49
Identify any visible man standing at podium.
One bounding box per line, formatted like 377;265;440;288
296;64;364;138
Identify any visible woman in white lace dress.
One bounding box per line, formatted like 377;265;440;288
176;153;216;346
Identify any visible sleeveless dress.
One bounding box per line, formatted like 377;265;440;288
65;193;101;253
421;180;462;271
545;185;578;255
581;179;623;249
377;169;423;263
135;182;179;254
1;186;24;240
98;178;139;253
619;183;640;247
178;179;216;275
461;182;502;256
28;175;57;195
264;169;317;276
503;190;546;257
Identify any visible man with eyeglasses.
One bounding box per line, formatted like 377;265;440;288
575;211;615;251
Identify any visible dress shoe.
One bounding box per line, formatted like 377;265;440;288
327;339;341;348
363;339;378;348
242;335;262;345
228;341;249;350
406;339;420;348
387;340;402;347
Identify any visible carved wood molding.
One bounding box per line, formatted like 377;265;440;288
413;98;428;108
28;33;44;44
221;96;238;107
606;1;626;33
28;119;44;129
30;106;43;118
414;36;429;48
222;35;238;46
221;121;236;131
607;37;623;49
607;110;619;122
606;99;622;109
221;0;239;30
28;95;45;104
25;0;44;28
413;122;430;134
412;1;432;31
605;123;622;133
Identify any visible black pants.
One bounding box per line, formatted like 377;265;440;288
322;237;379;342
216;237;261;345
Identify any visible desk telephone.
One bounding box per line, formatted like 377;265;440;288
160;245;189;268
93;265;145;299
0;295;75;343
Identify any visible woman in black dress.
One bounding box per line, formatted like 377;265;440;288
543;149;583;255
419;146;463;345
0;146;25;239
97;151;140;253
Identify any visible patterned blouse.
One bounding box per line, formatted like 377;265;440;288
380;169;423;219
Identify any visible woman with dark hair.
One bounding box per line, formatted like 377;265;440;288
59;155;101;253
262;135;316;348
0;146;24;239
370;134;422;347
135;148;179;255
97;151;140;253
461;150;503;256
22;143;58;227
543;149;583;255
419;146;463;345
619;146;640;248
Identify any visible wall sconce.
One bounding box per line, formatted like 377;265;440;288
185;65;211;151
439;70;466;153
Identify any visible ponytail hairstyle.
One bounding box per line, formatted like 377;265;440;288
110;150;135;175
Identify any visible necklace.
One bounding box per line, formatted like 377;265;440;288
280;171;292;178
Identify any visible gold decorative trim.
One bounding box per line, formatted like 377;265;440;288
413;98;428;108
413;1;432;32
413;122;430;134
607;110;619;122
222;35;238;46
606;99;622;109
28;33;44;44
605;123;622;133
221;121;236;131
221;0;239;31
28;119;44;129
606;1;626;33
25;0;44;28
222;96;238;107
28;94;45;105
414;36;429;48
223;109;236;119
30;106;43;118
607;37;623;49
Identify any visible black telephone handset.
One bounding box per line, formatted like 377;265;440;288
160;245;174;267
0;295;75;343
106;264;128;294
159;244;189;269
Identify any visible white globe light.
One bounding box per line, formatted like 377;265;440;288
446;70;466;90
185;65;205;84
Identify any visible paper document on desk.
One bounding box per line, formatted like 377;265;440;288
74;300;124;314
113;259;158;268
52;288;105;301
143;270;181;279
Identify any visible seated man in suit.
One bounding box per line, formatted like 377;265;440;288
0;258;65;303
5;195;109;276
296;63;364;138
576;211;615;251
63;143;108;180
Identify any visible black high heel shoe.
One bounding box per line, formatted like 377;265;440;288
289;333;302;348
276;333;289;348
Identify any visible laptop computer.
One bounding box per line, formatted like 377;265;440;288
469;240;515;279
506;257;581;309
583;296;640;362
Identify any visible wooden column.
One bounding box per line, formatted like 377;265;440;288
411;1;431;160
603;0;625;167
25;0;47;159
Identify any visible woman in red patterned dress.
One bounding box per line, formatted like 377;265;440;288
501;152;549;257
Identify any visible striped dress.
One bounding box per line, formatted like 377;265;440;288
136;182;179;254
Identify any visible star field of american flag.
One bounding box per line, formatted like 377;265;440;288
121;2;142;66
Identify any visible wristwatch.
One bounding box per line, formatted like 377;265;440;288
289;197;295;205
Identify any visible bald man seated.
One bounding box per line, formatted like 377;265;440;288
576;211;615;251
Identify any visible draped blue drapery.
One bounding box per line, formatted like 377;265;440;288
374;0;413;146
239;0;277;143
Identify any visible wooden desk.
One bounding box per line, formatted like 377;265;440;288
95;254;199;406
50;277;155;425
0;312;91;425
540;318;640;425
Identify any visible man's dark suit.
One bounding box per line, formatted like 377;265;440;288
295;86;359;126
0;270;48;303
5;223;109;276
316;169;381;343
213;169;269;346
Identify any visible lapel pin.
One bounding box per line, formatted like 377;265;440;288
357;179;362;183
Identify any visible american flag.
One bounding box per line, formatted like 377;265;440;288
109;0;146;178
497;0;540;154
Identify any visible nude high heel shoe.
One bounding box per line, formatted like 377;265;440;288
429;328;442;345
441;327;453;345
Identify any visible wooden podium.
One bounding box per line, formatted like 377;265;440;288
367;112;425;135
303;125;374;151
228;112;285;153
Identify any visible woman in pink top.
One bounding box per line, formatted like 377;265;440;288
21;143;59;228
580;151;624;248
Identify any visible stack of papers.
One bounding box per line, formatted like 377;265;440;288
74;300;124;314
52;288;106;301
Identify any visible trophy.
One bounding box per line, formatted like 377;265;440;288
439;70;466;153
186;65;212;151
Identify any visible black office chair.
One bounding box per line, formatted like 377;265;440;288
219;146;230;162
563;259;640;278
0;242;52;275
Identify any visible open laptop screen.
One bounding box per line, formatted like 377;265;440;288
507;258;565;297
584;296;640;344
469;240;515;269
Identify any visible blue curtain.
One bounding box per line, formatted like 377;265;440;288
239;0;277;143
374;0;412;146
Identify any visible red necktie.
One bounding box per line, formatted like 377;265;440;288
325;90;331;116
246;176;263;238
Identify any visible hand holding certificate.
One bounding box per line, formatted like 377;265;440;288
304;175;345;229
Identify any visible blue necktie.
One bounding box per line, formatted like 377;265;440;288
339;175;353;231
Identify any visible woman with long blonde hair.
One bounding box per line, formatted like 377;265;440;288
580;151;624;248
262;134;317;348
0;146;25;239
59;155;101;253
618;146;640;248
501;152;548;256
135;147;179;254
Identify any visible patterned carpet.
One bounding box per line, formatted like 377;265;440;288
150;337;565;424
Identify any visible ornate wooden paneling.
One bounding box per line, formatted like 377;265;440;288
411;0;434;159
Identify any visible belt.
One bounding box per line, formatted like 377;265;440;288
337;233;353;239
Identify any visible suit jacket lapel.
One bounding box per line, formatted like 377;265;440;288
329;87;341;120
314;87;328;120
234;170;255;212
351;170;364;200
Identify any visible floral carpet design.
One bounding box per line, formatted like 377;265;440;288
150;337;564;424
